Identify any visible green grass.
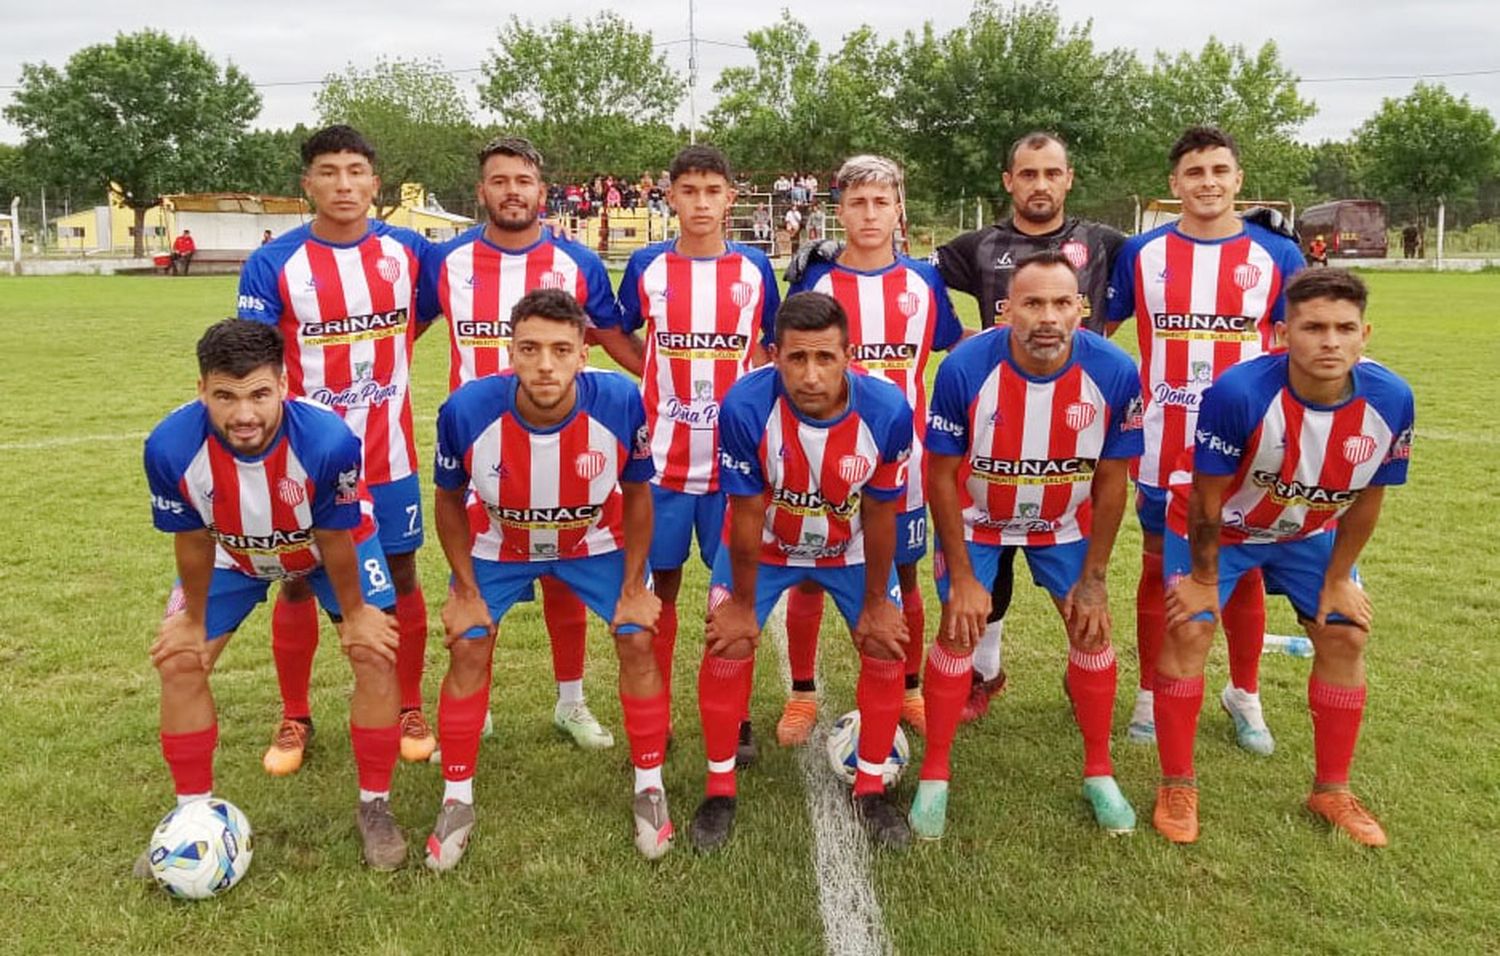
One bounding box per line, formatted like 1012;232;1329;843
0;272;1497;954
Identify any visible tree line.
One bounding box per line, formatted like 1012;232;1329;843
4;2;1498;256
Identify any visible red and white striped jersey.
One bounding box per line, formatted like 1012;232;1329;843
609;240;781;495
423;227;617;392
145;398;376;580
718;367;912;567
927;328;1144;547
1166;354;1414;543
1105;221;1304;487
237;221;433;486
790;256;964;512
434;370;653;562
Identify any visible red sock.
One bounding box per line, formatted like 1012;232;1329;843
1309;677;1367;787
349;722;399;793
541;576;587;684
621;690;670;772
919;644;973;781
698;654;753;797
161;724;217;796
654;602;678;702
1153;673;1205;780
785;588;823;686
438;681;492;783
854;656;905;795
271;594;319;720
901;589;925;682
1136;552;1166;691
1223;568;1266;693
394;587;428;712
1067;644;1118;777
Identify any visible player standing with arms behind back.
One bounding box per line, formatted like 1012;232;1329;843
1106;126;1304;754
237;125;438;774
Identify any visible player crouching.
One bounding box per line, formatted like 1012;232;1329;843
426;289;668;867
1154;269;1414;846
690;292;916;851
912;251;1145;839
143;319;407;870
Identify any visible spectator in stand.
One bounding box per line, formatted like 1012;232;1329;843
261;229;274;246
752;202;772;242
657;169;671;192
784;203;804;254
639;171;654;195
773;173;792;200
565;182;583;216
804;173;818;199
171;229;196;275
829;175;842;205
622;183;640;211
806;203;826;242
647;181;666;215
790;174;808;205
606;182;623;209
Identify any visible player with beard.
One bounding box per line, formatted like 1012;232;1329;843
930;132;1126;723
424;136;627;752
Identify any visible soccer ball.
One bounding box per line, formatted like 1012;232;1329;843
825;710;909;788
146;798;253;900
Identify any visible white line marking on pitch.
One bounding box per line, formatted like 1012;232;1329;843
767;600;893;956
0;433;139;452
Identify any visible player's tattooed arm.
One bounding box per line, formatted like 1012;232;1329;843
1166;472;1233;627
315;528;399;663
613;480;662;635
151;530;217;669
1066;457;1129;650
705;493;764;658
433;486;494;645
1316;485;1385;630
928;452;991;650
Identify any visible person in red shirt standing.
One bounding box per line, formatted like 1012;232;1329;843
172;230;197;275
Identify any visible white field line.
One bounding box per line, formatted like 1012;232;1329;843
0;433;139;452
766;600;893;956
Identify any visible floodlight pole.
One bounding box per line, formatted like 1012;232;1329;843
1436;198;1446;269
687;0;698;144
9;196;19;265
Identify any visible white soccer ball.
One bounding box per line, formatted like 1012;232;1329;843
146;797;254;900
825;709;909;788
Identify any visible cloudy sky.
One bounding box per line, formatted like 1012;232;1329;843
2;0;1496;145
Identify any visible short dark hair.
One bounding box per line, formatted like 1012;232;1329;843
511;288;587;337
1006;131;1070;172
301;124;377;169
774;291;848;345
1011;248;1078;284
197;319;284;378
478;135;544;176
669;144;732;183
1169;125;1239;168
1285;268;1368;316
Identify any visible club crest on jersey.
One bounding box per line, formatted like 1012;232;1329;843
1342;434;1377;465
1064;402;1097;431
376;255;403;284
574;450;608;480
1232;263;1262;291
1061;241;1089;270
277;478;307;507
729;281;755;308
838;454;873;484
539;270;569;291
896;291;921;318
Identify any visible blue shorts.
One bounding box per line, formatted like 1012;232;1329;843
1135;483;1168;537
1164;530;1359;624
468;550;642;639
707;548;901;631
895;507;929;566
370;474;424;554
649;485;725;571
936;538;1089;602
173;536;396;640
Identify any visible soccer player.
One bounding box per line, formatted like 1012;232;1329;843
912;251;1144;839
598;145;780;759
237;125;438;776
689;291;914;851
931;132;1126;722
1152;269;1413;846
424;289;668;866
424;135;628;750
143;319;407;870
779;154;965;744
1107;126;1305;754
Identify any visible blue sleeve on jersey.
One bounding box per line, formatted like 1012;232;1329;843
926;339;979;457
1369;368;1415;487
433;391;476;491
416;238;450;323
143;412;206;533
611;252;646;333
237;246;287;322
923;264;965;352
1267;236;1307;325
1090;340;1146;460
305;412;364;530
864;380;914;502
1193;374;1257;476
579;250;621;329
1105;240;1139;324
717;377;769;497
592;373;654;484
756;253;783;350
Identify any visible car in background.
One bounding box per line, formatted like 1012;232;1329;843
1297;200;1388;259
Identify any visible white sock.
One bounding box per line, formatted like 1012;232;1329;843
974;619;1004;681
558;679;585;705
634;764;664;794
358;788;390;804
444;778;474;805
177;791;211;806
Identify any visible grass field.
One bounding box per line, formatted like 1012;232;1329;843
1;272;1497;954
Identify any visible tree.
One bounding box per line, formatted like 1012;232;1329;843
1355;82;1500;223
219;126;309;197
1306;140;1367;202
478;13;685;179
3;30;261;256
316;58;476;218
